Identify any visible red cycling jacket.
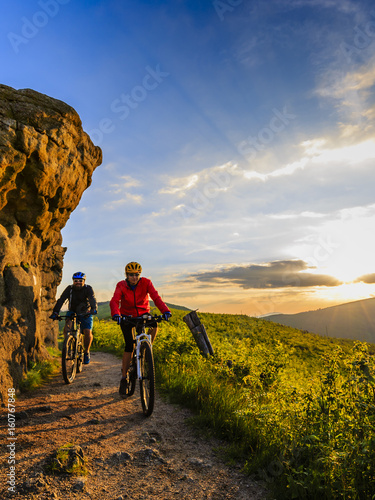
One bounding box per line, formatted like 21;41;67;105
109;277;170;317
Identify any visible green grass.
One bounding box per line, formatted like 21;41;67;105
47;443;89;476
19;347;60;392
92;308;375;499
92;317;124;355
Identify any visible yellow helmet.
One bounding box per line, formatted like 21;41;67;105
125;262;142;274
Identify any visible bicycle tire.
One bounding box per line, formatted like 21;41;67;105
76;333;84;373
127;360;137;396
140;341;155;417
62;335;77;384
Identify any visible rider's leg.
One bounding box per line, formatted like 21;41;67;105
119;349;132;397
122;351;132;378
120;323;135;378
83;328;93;353
80;315;94;363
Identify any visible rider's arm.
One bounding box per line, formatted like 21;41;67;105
109;281;124;317
52;286;71;314
147;280;170;314
87;285;98;313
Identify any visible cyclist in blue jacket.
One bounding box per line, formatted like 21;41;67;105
50;272;97;364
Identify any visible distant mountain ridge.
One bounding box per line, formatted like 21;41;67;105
265;297;375;344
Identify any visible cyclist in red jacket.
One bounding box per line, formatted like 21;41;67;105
110;262;171;397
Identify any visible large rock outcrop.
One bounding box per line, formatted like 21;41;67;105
0;84;102;402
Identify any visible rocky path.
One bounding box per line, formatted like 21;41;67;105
0;352;267;499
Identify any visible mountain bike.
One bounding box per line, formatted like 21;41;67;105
121;314;164;417
57;313;85;384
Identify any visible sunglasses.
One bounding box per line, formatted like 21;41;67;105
73;279;84;282
127;273;140;277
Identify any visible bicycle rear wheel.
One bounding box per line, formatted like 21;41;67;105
62;335;77;384
139;341;155;417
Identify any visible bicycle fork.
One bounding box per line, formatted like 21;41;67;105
135;333;152;379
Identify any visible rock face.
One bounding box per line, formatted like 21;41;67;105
0;84;102;402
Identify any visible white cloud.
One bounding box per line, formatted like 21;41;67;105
316;58;375;134
118;175;142;188
243;158;309;181
241;136;375;184
341;65;375;96
269;211;326;220
109;175;141;194
160;173;199;195
104;193;143;209
159;162;239;197
307;138;375;164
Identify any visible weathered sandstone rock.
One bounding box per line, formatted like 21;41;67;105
0;84;102;402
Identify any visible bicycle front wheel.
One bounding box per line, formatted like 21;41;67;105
76;334;84;374
139;342;155;417
62;335;77;384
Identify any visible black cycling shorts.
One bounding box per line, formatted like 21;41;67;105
120;323;135;353
120;320;158;352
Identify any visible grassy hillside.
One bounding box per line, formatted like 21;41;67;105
266;297;375;343
92;308;375;499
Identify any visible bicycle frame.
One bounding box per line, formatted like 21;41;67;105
60;314;82;345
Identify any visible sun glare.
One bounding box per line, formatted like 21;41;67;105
322;258;370;284
318;282;375;304
295;207;375;286
320;236;373;284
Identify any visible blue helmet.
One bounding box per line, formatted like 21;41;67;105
72;272;86;280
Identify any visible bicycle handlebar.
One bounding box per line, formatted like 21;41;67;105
120;314;164;327
55;312;95;321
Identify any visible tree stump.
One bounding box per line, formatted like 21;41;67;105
183;311;214;357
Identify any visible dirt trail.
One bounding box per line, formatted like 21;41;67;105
1;352;267;499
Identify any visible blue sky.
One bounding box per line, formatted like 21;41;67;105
3;0;375;315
